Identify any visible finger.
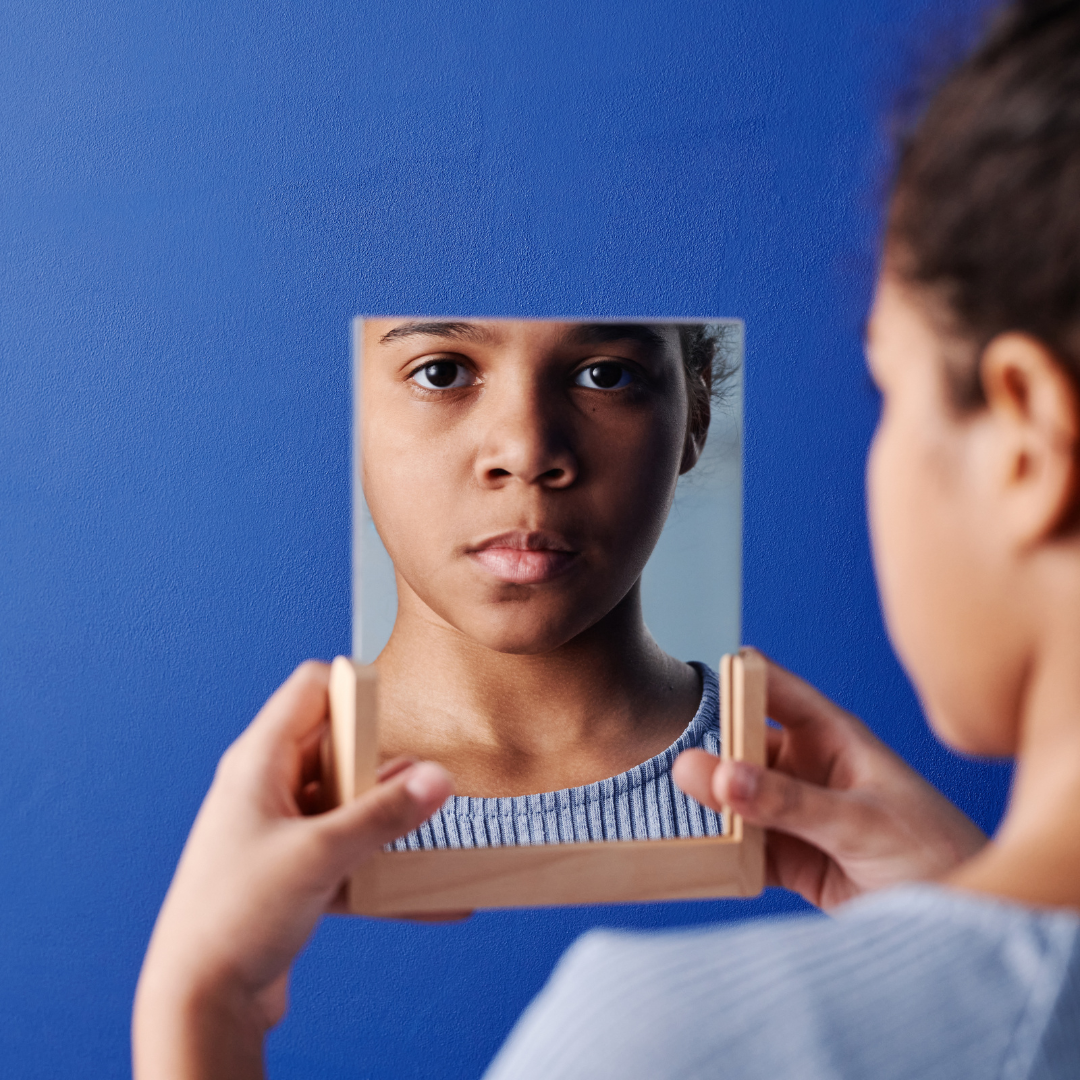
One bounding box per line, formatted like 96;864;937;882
765;830;833;905
674;750;874;855
305;733;415;803
216;664;332;800
673;749;728;810
296;779;324;816
766;725;783;765
248;661;332;750
299;723;329;787
313;761;453;869
326;882;350;915
405;911;473;923
763;658;867;744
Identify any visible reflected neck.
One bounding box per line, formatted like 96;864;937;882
370;577;702;797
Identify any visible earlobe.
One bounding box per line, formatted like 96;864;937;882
980;333;1080;541
679;390;711;475
679;428;706;475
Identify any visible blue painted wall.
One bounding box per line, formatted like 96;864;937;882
1;1;1007;1076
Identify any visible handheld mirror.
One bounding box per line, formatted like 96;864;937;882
327;317;764;916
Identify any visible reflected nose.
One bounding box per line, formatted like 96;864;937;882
474;382;579;489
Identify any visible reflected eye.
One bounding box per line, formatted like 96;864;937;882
574;362;634;390
409;360;475;390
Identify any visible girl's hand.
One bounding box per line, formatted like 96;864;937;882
673;652;987;911
132;661;453;1080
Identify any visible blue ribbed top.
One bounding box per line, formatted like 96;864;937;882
485;885;1080;1080
389;662;722;851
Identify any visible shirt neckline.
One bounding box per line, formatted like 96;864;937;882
442;662;719;814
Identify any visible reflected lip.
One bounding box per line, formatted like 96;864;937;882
469;530;577;554
466;530;580;584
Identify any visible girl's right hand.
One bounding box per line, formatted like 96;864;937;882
673;652;988;910
132;661;454;1080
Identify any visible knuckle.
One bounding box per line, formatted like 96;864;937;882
362;790;411;836
320;786;414;849
213;734;267;794
763;774;803;820
307;823;345;867
294;659;329;687
213;740;247;786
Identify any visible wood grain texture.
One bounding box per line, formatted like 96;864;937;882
350;835;762;916
328;656;378;804
326;651;767;915
730;649;766;890
327;657;356;806
719;651;734;837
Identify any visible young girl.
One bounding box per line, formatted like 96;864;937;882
359;317;735;846
134;0;1080;1075
487;2;1080;1074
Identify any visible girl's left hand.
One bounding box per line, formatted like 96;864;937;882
132;661;453;1080
674;653;985;911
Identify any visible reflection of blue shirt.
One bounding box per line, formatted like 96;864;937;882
485;884;1080;1079
390;663;723;850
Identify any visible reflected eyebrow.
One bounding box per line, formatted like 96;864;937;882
563;322;667;350
378;321;497;345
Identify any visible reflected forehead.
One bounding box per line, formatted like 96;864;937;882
375;319;670;352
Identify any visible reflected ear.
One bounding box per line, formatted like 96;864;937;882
979;333;1080;543
679;383;711;475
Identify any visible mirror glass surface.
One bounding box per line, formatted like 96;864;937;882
353;317;742;849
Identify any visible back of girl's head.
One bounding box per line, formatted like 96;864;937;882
889;0;1080;407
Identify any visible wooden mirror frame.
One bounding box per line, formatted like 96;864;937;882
325;648;765;917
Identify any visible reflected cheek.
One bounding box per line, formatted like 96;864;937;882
361;430;461;567
591;426;684;560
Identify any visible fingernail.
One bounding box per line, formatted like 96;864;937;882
404;762;450;803
728;762;759;802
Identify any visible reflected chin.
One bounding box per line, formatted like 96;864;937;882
458;608;597;656
395;552;644;657
442;590;616;656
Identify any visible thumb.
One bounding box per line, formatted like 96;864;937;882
312;761;453;871
674;749;870;856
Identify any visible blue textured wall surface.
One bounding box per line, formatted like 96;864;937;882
1;1;1007;1076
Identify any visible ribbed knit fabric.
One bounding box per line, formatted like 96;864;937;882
485;884;1080;1080
389;662;722;851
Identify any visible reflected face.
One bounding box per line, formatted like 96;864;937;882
866;274;1020;756
361;319;696;654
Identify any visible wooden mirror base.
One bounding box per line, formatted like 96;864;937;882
327;650;766;917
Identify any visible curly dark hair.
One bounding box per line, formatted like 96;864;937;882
887;0;1080;408
676;322;741;448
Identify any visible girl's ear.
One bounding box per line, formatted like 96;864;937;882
679;374;711;475
679;437;702;475
979;333;1080;544
679;412;709;474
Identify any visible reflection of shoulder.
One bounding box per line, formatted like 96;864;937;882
486;884;1080;1080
